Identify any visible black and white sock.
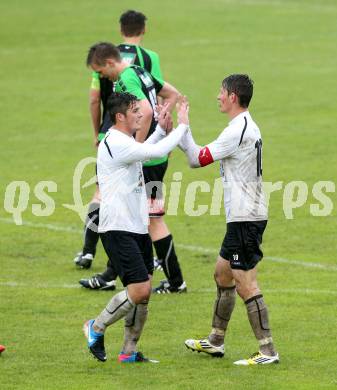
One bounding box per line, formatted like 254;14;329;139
82;202;100;256
153;234;183;288
100;265;118;282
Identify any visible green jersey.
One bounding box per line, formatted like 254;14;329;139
91;44;163;144
115;65;167;166
118;44;162;80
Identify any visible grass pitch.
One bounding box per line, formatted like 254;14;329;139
1;0;337;389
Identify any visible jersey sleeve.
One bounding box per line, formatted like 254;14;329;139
152;74;164;94
148;51;163;80
118;70;146;100
205;126;240;162
116;124;188;164
144;124;166;144
91;72;100;90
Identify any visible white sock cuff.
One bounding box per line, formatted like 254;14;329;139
258;337;273;346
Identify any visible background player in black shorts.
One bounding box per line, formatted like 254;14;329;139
81;38;187;294
75;11;186;294
74;11;162;273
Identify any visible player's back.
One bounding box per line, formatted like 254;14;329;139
118;43;162;79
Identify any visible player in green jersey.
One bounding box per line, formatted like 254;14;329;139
79;35;187;293
85;42;187;294
74;11;163;276
89;10;163;148
76;11;185;294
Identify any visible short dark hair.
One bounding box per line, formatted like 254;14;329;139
107;92;139;125
222;74;254;108
86;42;121;66
119;10;147;37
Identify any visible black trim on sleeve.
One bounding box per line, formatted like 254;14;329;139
238;117;248;146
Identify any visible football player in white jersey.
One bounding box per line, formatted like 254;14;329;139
83;92;189;363
181;74;279;365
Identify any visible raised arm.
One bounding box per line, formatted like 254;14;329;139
180;124;239;168
122;100;189;163
179;130;202;168
145;103;173;145
177;93;240;168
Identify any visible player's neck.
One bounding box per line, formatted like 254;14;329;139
113;125;133;137
123;35;143;46
227;107;248;121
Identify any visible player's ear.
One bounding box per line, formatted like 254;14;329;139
116;112;125;123
106;58;115;67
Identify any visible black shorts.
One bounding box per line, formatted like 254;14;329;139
100;230;154;287
142;161;168;217
219;221;267;271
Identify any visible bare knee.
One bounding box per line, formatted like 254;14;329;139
127;283;151;304
214;259;235;288
235;281;260;301
214;270;224;286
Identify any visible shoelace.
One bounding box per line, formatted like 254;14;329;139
249;352;261;359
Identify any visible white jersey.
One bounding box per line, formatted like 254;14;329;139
97;124;188;234
206;111;268;222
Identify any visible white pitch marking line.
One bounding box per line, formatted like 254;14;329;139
196;288;337;296
175;243;337;271
0;281;79;289
0;281;336;296
0;217;82;233
1;217;336;271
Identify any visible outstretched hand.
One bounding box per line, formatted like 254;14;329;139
176;96;189;125
157;103;173;134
